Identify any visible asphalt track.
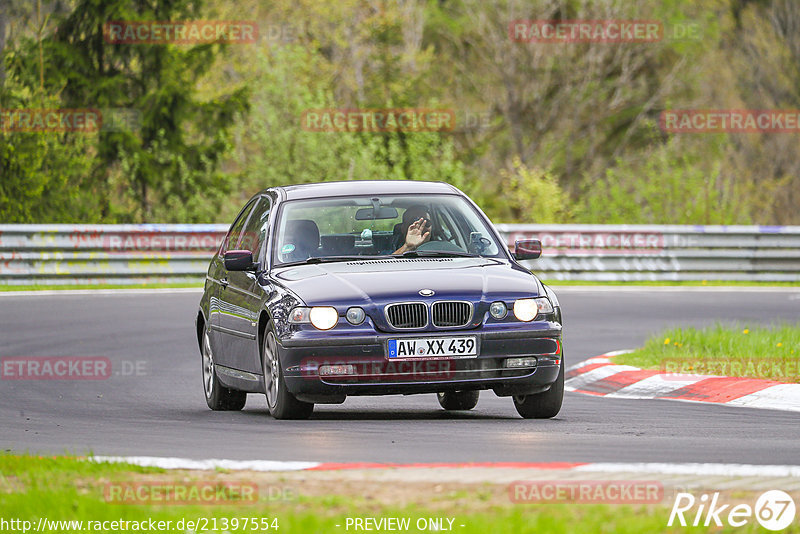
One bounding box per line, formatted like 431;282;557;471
2;288;799;464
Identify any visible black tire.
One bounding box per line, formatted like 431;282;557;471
201;328;246;411
437;390;480;411
513;359;564;419
262;324;314;420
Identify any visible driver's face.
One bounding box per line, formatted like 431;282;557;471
417;213;433;232
404;210;431;227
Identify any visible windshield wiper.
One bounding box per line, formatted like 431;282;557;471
399;250;480;258
280;252;481;267
283;255;386;266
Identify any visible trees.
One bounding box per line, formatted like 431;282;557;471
226;0;466;208
1;0;799;224
1;0;97;223
2;0;247;222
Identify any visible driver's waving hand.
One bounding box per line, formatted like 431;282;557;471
393;205;433;254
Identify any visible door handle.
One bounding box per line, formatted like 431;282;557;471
220;277;229;288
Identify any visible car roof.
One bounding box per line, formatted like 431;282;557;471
270;180;461;201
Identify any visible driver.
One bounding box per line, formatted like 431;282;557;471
392;205;433;254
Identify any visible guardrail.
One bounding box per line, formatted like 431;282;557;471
0;224;226;286
498;224;800;281
1;224;799;284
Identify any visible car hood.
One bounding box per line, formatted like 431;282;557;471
270;257;542;306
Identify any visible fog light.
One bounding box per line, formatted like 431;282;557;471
319;364;355;376
505;357;538;368
346;307;366;325
489;301;508;319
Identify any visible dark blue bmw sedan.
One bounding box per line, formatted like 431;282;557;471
196;181;563;419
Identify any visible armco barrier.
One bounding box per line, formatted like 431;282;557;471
0;224;227;286
1;224;799;284
498;224;800;281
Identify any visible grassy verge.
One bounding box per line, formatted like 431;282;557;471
543;280;800;287
0;282;202;292
0;454;771;534
615;324;800;382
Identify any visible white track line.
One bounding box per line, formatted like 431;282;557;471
91;456;320;471
575;463;800;478
89;456;800;478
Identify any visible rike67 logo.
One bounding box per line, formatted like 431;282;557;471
669;490;796;531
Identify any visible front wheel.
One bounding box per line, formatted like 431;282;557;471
437;390;479;410
513;359;564;419
201;329;246;411
262;326;314;420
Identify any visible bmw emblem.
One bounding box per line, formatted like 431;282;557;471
419;289;435;296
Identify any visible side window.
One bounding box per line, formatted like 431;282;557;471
221;199;257;255
239;197;272;259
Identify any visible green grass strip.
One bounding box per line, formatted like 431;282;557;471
616;324;800;382
0;454;761;533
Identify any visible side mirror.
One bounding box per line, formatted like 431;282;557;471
224;250;256;271
514;239;542;260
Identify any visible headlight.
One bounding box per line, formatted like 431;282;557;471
289;306;339;330
309;306;339;330
346;307;366;325
489;301;508;319
513;297;553;322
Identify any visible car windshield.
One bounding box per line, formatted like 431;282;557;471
273;194;505;265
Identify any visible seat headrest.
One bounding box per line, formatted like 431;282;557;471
284;219;320;255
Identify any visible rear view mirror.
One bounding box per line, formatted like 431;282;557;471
355;206;399;220
514;239;542;260
224;250;255;271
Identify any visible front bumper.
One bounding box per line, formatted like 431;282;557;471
278;326;562;399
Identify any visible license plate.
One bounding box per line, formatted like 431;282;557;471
387;336;477;359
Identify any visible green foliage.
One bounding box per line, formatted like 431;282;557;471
0;88;101;222
2;0;800;224
2;0;247;223
496;158;571;224
238;42;465;200
578;136;754;224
